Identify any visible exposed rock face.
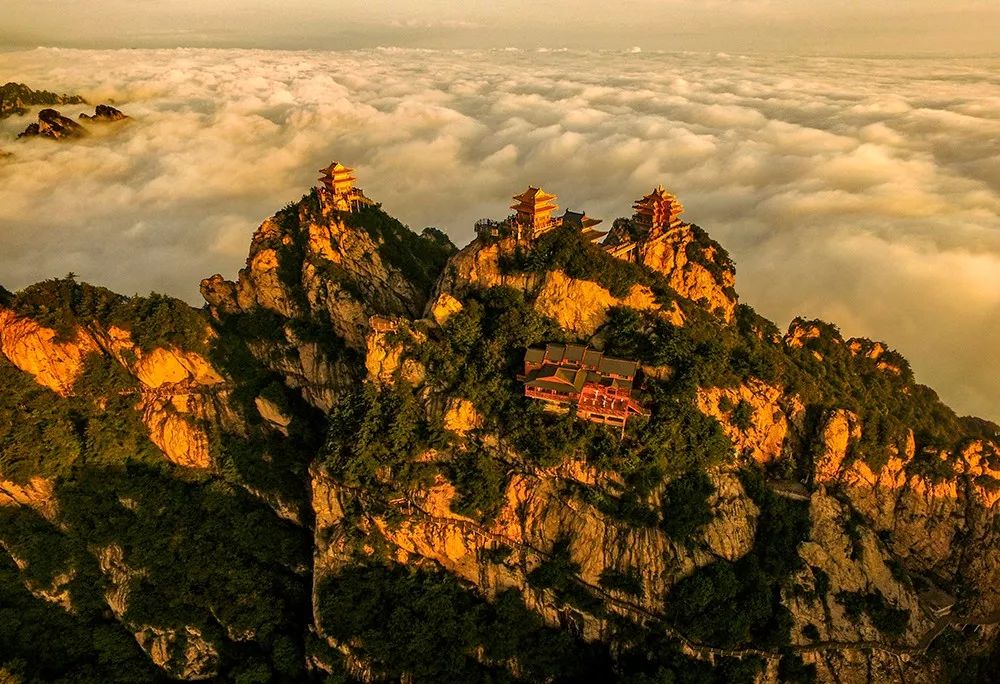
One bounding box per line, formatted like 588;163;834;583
534;270;682;337
696;380;804;465
795;492;929;642
312;462;759;641
255;395;293;434
364;321;426;388
203;201;427;349
637;226;737;322
0;306;227;469
0;308;99;395
0;476;56;520
5;176;1000;682
17;108;87;140
847;337;904;375
138;393;214;468
433;240;685;337
429;292;463;326
443;398;482;436
135;626;219;680
201;194;446;413
430;237;539;302
79;104;127;121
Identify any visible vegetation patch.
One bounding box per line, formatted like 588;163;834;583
659;471;716;541
316;562;614;681
835;589;910;638
664;469;810;649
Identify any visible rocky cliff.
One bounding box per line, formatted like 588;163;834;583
0;177;998;683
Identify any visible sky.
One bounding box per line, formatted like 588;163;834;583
2;0;1000;55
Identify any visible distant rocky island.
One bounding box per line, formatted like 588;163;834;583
16;104;129;140
0;82;85;119
0;161;998;682
1;83;129;143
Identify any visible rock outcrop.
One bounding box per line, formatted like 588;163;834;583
696;380;806;465
79;104;128;122
0;82;85;119
0;476;56;520
0;308;99;395
4;172;1000;683
0;305;226;469
17;108;87;140
637;226;737;322
202;192;449;412
534;270;683;337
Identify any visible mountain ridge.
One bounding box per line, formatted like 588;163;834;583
0;172;997;682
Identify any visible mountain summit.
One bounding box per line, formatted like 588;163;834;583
0;163;997;682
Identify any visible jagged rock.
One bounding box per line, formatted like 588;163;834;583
695;379;804;464
138;393;213;468
533;270;681;337
443;398;482;436
794;491;929;644
637;226;737;322
199;274;240;315
847;337;904;375
429;292;463;326
135;625;219;680
0;82;85;119
78;104;127;121
0;308;100;395
17;108;87;140
312;462;759;641
0;307;228;469
255;395;292;434
0;476;57;520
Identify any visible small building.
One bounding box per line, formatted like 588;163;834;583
317;161;374;212
559;209;606;243
511;186;560;240
632;184;685;235
520;343;648;430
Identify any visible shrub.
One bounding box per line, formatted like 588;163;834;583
835;590;910;638
598;567;645;598
660;471;715;541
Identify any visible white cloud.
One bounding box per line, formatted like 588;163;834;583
0;47;998;421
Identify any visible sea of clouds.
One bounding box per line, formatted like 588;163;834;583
1;48;998;421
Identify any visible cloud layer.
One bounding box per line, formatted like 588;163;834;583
1;48;998;420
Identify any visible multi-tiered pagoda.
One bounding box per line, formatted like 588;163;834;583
510;186;560;240
317;161;373;212
632;184;685;235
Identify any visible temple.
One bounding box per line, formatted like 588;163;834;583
520;343;648;431
632;184;684;235
510;186;560;240
559;209;606;242
604;184;686;260
317;161;374;212
474;181;687;254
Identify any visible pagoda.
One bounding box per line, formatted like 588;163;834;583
511;186;559;240
317;161;372;212
632;184;684;235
